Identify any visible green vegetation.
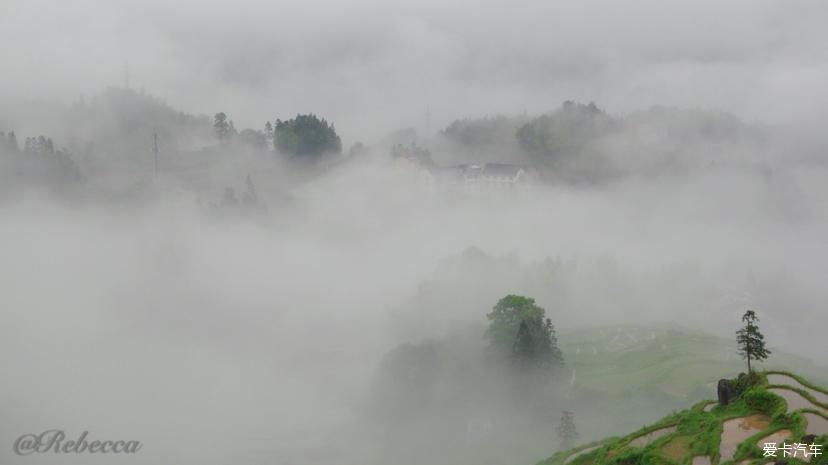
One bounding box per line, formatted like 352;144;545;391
538;371;828;465
438;101;765;182
0;131;82;188
766;371;828;406
736;310;771;374
391;141;434;166
558;326;827;400
516;101;611;166
486;295;564;372
273;113;342;157
213;112;236;141
439;114;529;157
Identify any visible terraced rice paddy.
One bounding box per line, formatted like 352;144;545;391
756;429;792;448
767;374;828;405
719;415;770;462
660;436;691;462
628;426;677;448
563;446;599;465
769;388;824;412
803;412;828;436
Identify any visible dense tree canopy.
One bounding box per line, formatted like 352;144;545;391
238;128;267;149
0;130;82;189
2;131;18;152
70;88;212;158
486;295;563;371
273;114;342;157
391;141;434;166
442;115;528;151
516;101;612;164
214;112;236;141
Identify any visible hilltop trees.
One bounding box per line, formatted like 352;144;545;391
264;121;273;146
440;114;529;157
24;136;54;154
58;88;213;160
0;131;83;188
273;114;342;158
736;309;771;373
486;295;563;373
442;115;524;148
209;111;342;156
391;141;434;167
516;101;611;164
2;131;19;152
238;129;267;149
214;112;236;141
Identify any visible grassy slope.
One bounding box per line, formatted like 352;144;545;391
560;325;828;399
538;371;828;465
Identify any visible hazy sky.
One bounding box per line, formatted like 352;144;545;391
3;0;828;140
3;3;828;464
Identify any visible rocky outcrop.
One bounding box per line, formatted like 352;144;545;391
717;379;736;406
718;373;757;406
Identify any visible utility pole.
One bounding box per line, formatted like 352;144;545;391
425;105;431;139
246;175;259;205
153;132;158;175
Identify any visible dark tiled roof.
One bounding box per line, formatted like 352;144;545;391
481;163;525;179
431;163;532;183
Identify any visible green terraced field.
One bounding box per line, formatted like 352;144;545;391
560;325;828;399
538;371;828;465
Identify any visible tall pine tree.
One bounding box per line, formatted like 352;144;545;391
512;320;536;367
736;309;771;373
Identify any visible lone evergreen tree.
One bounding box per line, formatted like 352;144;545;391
214;112;231;141
512;320;536;366
264;121;273;145
557;410;579;450
7;131;18;152
736;309;771;373
535;317;563;371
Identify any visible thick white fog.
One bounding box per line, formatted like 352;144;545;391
2;160;828;465
2;1;828;465
3;0;828;139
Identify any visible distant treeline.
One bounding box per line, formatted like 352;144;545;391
438;101;766;182
1;89;771;194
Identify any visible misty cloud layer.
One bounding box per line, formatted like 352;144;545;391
4;0;828;139
3;1;828;465
2;162;827;464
